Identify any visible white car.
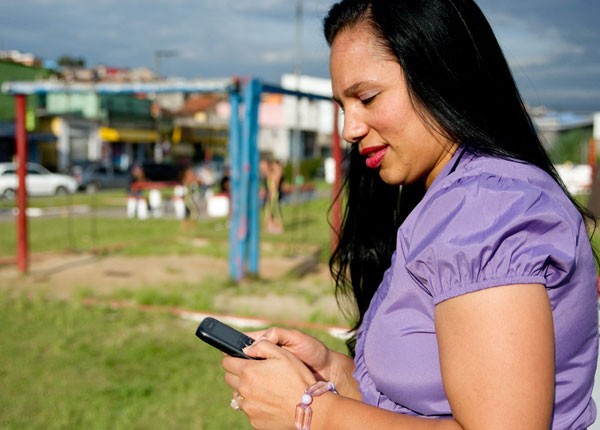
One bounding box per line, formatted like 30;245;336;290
0;162;78;199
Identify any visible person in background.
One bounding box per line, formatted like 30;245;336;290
128;162;147;200
197;163;216;199
259;158;271;210
219;0;599;429
219;167;231;196
264;160;285;234
181;166;201;228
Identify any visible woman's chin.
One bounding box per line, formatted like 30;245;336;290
378;172;402;186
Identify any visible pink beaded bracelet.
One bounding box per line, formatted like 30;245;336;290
294;381;338;430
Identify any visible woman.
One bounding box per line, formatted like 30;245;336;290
222;0;599;428
265;160;285;234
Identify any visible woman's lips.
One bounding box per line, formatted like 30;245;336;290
360;145;388;169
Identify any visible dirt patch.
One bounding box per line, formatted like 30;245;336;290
214;292;340;325
0;253;227;295
0;251;343;326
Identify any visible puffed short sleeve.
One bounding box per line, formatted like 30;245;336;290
403;174;579;305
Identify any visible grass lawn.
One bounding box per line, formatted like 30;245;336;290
0;292;246;429
0;188;348;429
0;292;346;429
1;187;596;429
0;189;336;260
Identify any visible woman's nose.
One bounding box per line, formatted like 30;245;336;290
342;110;368;144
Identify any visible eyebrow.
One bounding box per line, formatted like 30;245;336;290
343;81;372;98
333;80;377;106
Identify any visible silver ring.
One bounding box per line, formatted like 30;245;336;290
230;392;244;411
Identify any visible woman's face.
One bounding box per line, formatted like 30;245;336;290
330;23;457;187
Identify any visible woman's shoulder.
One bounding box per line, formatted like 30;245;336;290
401;153;587;302
434;153;571;209
451;153;557;189
406;153;583;239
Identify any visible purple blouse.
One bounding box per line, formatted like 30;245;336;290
354;151;599;428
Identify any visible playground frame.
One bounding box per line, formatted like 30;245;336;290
2;77;343;281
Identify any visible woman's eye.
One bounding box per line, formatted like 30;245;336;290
360;94;377;105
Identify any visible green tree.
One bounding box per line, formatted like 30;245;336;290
57;55;86;68
548;127;593;165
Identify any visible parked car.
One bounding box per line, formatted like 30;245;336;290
0;162;78;199
74;162;130;192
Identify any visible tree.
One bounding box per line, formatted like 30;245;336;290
548;127;593;165
57;55;86;68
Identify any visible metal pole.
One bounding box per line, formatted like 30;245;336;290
228;89;243;281
247;79;262;275
154;49;177;80
15;94;29;273
589;137;597;180
239;79;261;277
290;0;304;249
331;102;343;252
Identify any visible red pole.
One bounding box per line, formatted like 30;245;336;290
331;102;343;252
15;94;29;273
589;137;597;180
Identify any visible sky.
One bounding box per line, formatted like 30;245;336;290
1;0;599;113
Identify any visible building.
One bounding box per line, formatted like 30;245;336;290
0;59;54;164
278;73;336;161
43;91;157;171
530;107;594;150
2;56;339;176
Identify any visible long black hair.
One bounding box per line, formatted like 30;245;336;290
324;0;596;354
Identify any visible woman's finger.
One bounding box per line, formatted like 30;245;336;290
222;355;247;375
243;338;289;360
244;329;267;340
223;371;241;391
257;327;288;344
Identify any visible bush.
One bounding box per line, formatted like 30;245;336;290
548;127;593;165
284;158;324;183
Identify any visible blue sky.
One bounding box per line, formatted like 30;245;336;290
2;0;599;112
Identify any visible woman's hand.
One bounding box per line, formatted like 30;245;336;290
249;327;359;399
222;338;316;430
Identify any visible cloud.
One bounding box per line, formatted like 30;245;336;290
262;50;295;65
1;0;598;111
489;12;584;68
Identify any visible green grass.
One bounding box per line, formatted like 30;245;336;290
4;185;595;428
0;189;335;260
0;189;129;210
0;293;246;429
0;188;350;427
0;292;346;430
82;277;227;311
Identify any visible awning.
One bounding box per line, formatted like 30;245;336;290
172;125;227;145
100;126;157;143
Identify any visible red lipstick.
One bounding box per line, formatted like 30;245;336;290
360;145;388;169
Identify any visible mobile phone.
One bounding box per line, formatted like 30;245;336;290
195;317;256;359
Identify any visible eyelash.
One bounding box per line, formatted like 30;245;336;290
360;94;377;106
337;93;377;113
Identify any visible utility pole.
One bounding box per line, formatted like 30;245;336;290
293;0;303;172
154;49;177;80
289;0;304;249
153;50;177;162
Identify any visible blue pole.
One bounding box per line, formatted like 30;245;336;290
246;79;262;275
228;90;243;281
239;79;259;276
